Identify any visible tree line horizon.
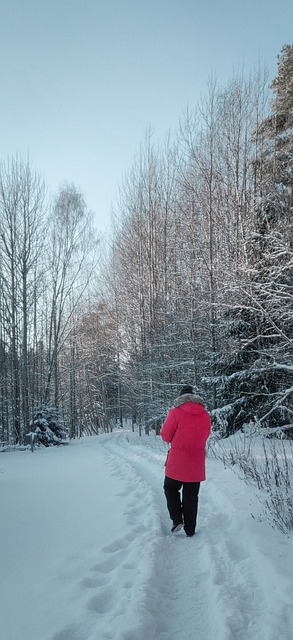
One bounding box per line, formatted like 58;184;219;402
1;44;292;444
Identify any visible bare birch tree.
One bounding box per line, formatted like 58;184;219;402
0;156;45;442
43;183;99;432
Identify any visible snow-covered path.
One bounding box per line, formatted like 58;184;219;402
1;432;292;640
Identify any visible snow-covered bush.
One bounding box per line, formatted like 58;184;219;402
211;429;293;533
30;407;67;446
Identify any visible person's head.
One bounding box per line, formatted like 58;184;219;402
179;385;193;396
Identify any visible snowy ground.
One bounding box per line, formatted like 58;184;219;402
1;431;293;640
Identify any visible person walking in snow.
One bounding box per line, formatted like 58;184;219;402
160;385;211;537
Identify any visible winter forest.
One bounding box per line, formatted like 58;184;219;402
0;45;293;449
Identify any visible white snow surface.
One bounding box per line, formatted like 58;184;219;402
1;431;293;640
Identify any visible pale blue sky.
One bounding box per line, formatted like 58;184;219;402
0;0;292;233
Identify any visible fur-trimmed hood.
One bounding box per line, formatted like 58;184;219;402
173;393;205;408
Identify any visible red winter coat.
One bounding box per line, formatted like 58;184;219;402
160;394;211;482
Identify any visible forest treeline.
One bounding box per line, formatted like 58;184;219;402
1;45;292;444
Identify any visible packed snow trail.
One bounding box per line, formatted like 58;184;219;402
1;432;292;640
97;432;293;640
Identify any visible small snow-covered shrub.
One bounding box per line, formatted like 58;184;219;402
261;439;293;532
211;429;293;533
31;407;67;446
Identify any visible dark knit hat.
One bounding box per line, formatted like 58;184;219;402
179;385;193;396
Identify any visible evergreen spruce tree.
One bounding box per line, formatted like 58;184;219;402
31;406;67;446
213;45;293;436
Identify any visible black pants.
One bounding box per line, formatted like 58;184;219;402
164;476;200;536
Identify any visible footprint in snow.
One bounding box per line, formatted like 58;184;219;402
102;537;130;553
87;588;116;614
51;623;88;640
92;554;121;574
79;574;111;589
